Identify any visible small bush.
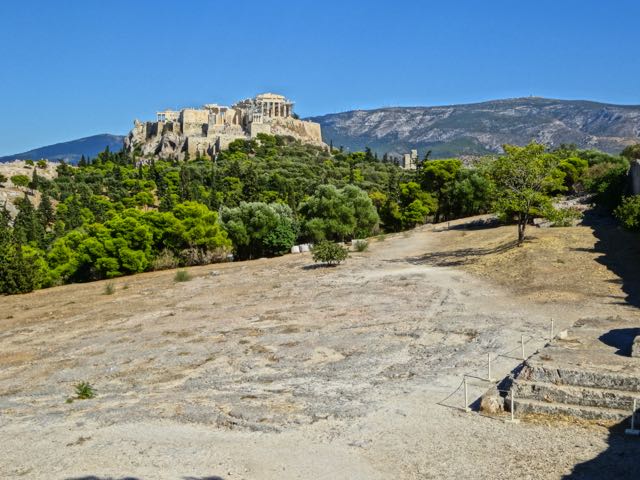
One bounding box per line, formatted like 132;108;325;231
103;282;115;295
174;269;191;282
548;207;583;227
376;234;386;242
311;241;349;265
152;249;180;271
74;381;95;400
353;239;369;252
179;247;228;266
615;196;640;231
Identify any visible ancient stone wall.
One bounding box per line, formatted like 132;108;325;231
124;93;326;160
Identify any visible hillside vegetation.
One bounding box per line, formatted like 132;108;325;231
0;134;636;294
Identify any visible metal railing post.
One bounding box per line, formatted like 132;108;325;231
625;399;639;435
510;392;515;422
463;377;470;412
550;318;554;342
487;353;492;382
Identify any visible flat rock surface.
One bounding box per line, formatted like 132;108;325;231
1;218;639;479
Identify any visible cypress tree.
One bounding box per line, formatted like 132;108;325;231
37;194;55;227
13;194;44;245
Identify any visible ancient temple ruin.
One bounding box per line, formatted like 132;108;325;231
125;93;325;160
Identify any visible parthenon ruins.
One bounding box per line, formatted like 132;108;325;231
125;93;325;159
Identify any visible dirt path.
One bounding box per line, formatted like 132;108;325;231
1;220;638;479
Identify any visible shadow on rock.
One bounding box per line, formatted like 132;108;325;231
599;327;640;356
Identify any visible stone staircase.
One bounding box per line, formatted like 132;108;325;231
507;318;640;422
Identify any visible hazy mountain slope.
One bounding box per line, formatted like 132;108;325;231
0;134;125;164
309;97;640;158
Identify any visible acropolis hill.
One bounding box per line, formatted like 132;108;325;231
124;93;325;160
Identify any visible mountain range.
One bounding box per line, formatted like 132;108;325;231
0;134;125;164
1;98;639;162
310;97;640;158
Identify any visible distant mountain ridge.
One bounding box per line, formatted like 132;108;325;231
0;134;125;164
308;97;640;158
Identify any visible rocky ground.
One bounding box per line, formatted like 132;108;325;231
1;216;639;479
0;160;58;216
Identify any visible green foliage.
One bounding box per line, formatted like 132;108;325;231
25;159;34;167
584;163;628;212
614;196;640;231
489;142;560;243
353;239;369;252
10;174;30;188
221;202;297;259
36;160;47;169
174;269;191;282
311;240;349;265
2;137;614;295
621;144;640;161
548;207;583;227
74;381;95;400
300;185;379;241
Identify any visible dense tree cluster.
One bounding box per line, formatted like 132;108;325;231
0;133;637;294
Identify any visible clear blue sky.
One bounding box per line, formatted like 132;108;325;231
1;0;639;155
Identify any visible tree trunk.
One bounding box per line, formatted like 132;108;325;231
517;214;528;245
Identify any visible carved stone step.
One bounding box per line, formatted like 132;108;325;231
513;380;640;411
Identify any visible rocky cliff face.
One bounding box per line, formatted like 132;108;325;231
309;97;640;158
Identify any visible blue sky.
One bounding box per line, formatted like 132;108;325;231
1;0;639;155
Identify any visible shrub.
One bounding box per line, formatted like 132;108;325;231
311;241;349;265
353;239;369;252
174;269;191;282
179;247;228;266
151;249;180;271
36;160;47;169
615;196;640;231
103;282;116;295
10;174;30;188
74;381;95;400
548;207;583;227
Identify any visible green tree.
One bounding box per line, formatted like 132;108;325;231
37;194;55;227
300;185;379;242
419;159;462;221
221;202;297;259
490;143;560;244
13;194;45;246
